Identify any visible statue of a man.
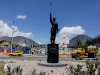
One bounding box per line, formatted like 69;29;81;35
50;13;58;44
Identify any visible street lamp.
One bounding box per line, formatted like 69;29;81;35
11;21;14;52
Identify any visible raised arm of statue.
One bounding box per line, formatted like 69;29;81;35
50;13;53;25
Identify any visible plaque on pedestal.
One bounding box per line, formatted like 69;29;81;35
47;44;59;63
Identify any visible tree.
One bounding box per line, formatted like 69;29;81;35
85;39;92;46
76;39;82;48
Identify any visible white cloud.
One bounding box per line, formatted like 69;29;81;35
59;26;85;36
17;15;26;19
56;26;85;44
0;20;33;38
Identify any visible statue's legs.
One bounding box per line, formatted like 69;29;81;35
50;28;53;44
50;36;54;44
50;36;52;44
52;30;56;43
52;35;55;44
50;28;56;44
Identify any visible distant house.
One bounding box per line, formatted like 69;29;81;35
0;39;11;48
0;39;12;53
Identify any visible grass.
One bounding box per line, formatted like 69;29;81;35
0;61;7;75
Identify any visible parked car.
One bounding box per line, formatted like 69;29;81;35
8;51;23;56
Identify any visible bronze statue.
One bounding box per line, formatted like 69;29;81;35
50;13;59;44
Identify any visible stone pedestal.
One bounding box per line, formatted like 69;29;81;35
38;61;67;67
47;44;59;63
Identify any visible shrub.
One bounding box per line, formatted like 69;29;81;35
66;59;100;75
7;65;23;75
6;59;100;75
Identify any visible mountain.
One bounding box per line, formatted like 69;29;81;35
0;36;38;45
94;35;100;39
68;34;92;46
0;34;100;46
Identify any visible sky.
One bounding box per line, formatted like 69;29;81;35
0;0;100;44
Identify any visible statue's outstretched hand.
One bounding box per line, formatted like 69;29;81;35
50;13;52;16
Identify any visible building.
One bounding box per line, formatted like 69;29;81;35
0;39;11;47
0;39;12;53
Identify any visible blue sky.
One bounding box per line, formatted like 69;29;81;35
0;0;100;44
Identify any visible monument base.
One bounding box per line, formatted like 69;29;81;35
47;44;59;63
38;61;67;67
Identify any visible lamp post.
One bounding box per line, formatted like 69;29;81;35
11;21;14;52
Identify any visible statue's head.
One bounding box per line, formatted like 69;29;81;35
53;17;56;21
